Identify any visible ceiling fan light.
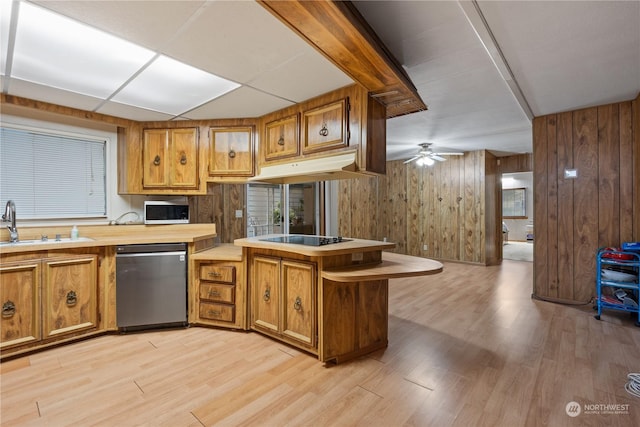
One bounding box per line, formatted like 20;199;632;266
424;157;435;166
416;157;425;166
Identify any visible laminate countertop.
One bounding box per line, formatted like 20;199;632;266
235;234;443;282
0;224;217;255
234;234;396;257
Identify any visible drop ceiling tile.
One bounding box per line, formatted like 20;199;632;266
249;50;354;103
7;78;104;112
31;0;206;51
163;1;313;84
97;100;174;122
183;86;295;120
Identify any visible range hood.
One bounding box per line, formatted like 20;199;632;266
249;152;362;184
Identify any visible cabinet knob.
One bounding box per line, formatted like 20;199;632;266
319;123;329;137
228;150;236;158
263;288;271;302
180;152;187;165
277;135;285;146
293;296;302;311
153;155;161;166
2;300;16;318
66;290;77;307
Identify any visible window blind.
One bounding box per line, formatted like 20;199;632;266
0;127;107;219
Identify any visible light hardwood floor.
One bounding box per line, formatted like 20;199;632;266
1;260;639;426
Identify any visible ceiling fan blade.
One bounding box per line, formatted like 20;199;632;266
403;155;421;164
431;155;446;161
434;152;464;156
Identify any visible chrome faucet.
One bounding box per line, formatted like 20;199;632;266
2;200;19;243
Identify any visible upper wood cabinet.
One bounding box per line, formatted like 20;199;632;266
209;126;254;177
302;98;349;154
143;127;198;189
258;84;386;176
264;114;299;161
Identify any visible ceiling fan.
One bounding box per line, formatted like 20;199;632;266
403;143;463;166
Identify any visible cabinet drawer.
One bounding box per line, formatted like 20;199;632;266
200;302;234;322
200;265;236;284
200;283;235;304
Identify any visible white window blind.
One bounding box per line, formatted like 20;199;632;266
0;127;107;219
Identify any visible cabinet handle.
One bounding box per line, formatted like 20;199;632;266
153;155;161;166
208;310;221;317
277;135;285;146
2;300;16;318
208;272;222;277
263;288;271;302
319;123;329;137
228;149;236;158
66;290;77;307
293;296;302;311
180;152;187;165
208;290;221;297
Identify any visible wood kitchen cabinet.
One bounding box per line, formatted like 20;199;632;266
251;256;316;350
0;253;99;352
42;255;98;338
0;260;41;350
143;127;199;189
257;84;386;176
264;114;299;161
209;126;254;177
195;260;246;329
302;98;349;154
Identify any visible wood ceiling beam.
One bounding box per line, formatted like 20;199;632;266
258;0;427;118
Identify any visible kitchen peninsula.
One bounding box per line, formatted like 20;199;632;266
235;235;443;363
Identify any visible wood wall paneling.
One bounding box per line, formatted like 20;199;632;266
337;151;498;265
533;96;638;303
556;112;574;300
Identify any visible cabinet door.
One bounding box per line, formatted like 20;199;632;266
265;114;299;160
281;260;316;346
170;128;198;188
302;98;349;154
42;255;98;338
143;129;169;187
0;261;41;349
209;127;254;176
251;256;280;333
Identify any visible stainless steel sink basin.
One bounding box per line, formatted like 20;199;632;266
0;237;94;246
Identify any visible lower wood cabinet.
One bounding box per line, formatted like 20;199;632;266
195;261;246;329
250;256;316;350
1;254;99;352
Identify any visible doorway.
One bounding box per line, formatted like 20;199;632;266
246;182;321;237
501;171;534;262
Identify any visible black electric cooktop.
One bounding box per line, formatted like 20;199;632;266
259;235;350;246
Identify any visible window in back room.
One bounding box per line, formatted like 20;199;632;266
0;126;107;219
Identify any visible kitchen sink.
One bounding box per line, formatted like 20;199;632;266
0;237;94;246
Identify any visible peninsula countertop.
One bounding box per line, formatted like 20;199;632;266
234;234;396;257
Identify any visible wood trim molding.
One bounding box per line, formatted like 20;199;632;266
258;0;427;118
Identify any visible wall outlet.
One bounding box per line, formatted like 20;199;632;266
235;210;243;218
423;244;428;251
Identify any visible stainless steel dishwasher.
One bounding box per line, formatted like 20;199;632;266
116;243;188;331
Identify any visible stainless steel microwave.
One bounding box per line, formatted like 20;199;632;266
144;201;190;224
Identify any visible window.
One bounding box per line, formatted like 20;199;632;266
502;188;527;218
0;126;107;219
